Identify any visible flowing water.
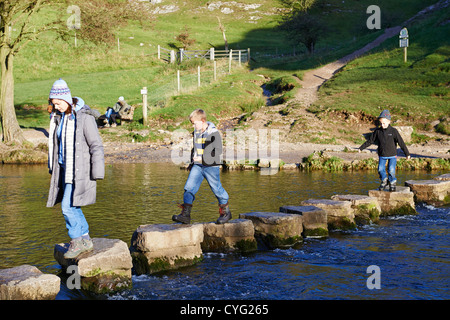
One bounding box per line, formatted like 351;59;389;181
0;163;448;300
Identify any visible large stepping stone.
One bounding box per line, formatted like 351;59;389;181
300;199;356;231
201;219;257;253
130;223;204;274
54;238;132;294
239;212;303;249
0;265;60;300
368;186;416;216
279;205;328;237
331;194;381;225
405;179;450;206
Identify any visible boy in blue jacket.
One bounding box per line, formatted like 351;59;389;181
359;110;410;191
172;109;231;224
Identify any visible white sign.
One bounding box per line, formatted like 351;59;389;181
399;38;409;48
399;27;408;39
399;27;409;48
140;88;148;95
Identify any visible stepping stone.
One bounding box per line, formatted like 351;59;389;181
368;186;416;216
405;179;450;206
130;223;204;274
434;173;450;181
201;219;257;253
300;199;356;231
331;194;381;225
54;238;132;294
239;212;303;249
0;265;60;300
279;205;328;237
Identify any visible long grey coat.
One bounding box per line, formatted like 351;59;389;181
47;106;104;208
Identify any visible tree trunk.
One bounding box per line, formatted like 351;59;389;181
0;47;25;144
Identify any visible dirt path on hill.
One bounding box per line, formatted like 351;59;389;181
294;26;402;107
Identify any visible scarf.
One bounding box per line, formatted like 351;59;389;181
48;112;76;183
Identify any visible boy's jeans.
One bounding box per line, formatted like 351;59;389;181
62;183;89;239
378;156;397;183
183;164;229;205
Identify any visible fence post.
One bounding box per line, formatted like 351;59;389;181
141;87;148;126
170;50;175;64
247;48;250;62
214;60;217;81
158;45;160;59
238;50;241;67
117;38;120;52
177;70;181;92
210;48;215;61
179;49;184;63
229;49;233;73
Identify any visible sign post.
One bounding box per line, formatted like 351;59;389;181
399;27;409;63
141;87;148;126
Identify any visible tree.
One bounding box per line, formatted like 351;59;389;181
279;0;316;12
0;0;59;144
67;0;153;46
217;16;228;51
176;25;196;50
0;0;153;144
279;10;326;55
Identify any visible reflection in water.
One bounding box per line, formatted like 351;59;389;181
0;163;448;300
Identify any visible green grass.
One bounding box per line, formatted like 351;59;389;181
311;4;450;125
6;0;448;133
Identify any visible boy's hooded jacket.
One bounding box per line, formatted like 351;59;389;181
47;97;104;208
190;121;222;166
359;124;410;158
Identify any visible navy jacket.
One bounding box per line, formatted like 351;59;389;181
359;125;410;157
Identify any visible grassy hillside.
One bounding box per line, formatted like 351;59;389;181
9;0;448;137
309;4;450;129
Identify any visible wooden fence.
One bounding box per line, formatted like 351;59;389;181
158;46;250;64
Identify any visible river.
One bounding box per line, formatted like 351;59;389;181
0;163;448;300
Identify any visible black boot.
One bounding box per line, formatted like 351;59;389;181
172;203;192;224
378;178;388;191
389;180;396;192
216;203;232;224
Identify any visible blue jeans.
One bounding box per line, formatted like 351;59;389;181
61;183;89;239
183;164;229;205
378;156;397;183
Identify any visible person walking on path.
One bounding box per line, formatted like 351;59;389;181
46;79;105;259
172;109;231;225
359;109;410;192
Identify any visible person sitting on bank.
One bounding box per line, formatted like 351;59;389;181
104;96;131;127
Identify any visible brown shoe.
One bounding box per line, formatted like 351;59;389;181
216;203;231;224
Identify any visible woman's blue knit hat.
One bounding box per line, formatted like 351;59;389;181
49;78;72;105
378;109;391;120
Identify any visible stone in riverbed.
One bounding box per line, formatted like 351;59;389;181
279;205;328;237
405;179;450;206
54;238;132;294
368;186;416;216
300;199;356;231
0;265;60;300
201;219;257;253
330;194;381;225
238;212;303;249
130;223;204;274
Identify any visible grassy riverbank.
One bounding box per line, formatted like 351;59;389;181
9;0;447;134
